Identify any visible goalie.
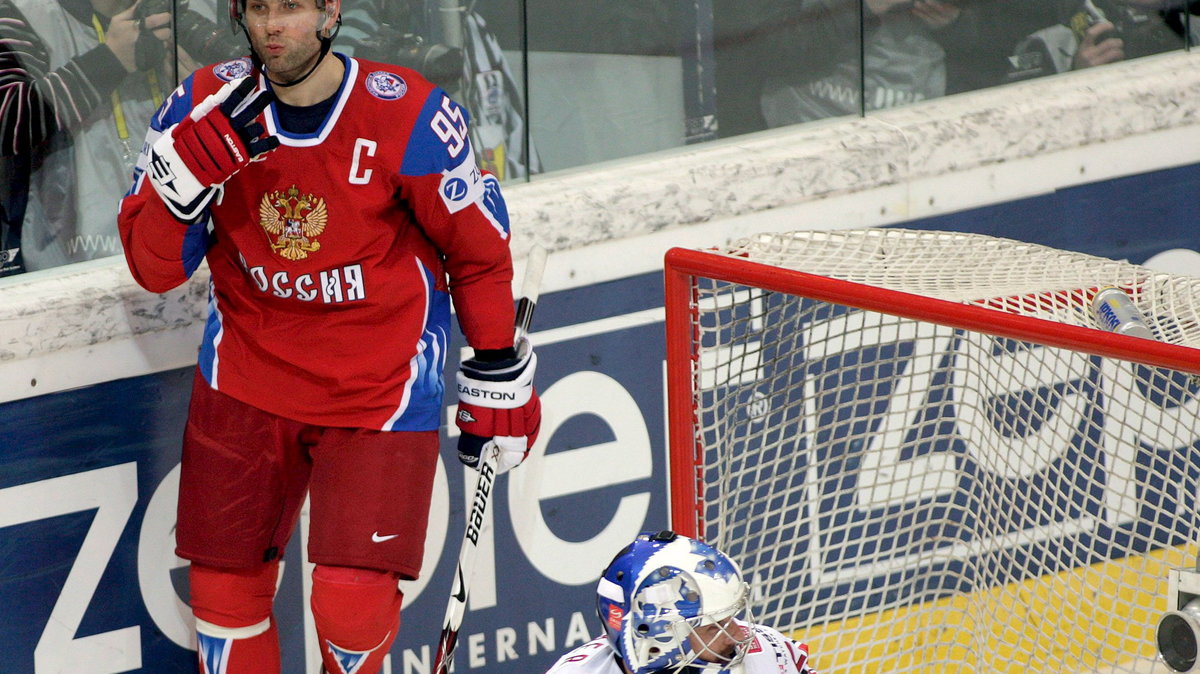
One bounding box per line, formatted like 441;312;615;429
546;531;817;674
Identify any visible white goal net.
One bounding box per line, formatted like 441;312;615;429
663;229;1200;673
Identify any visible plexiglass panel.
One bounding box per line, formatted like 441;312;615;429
0;0;536;277
0;0;192;274
1001;0;1196;85
450;0;534;182
714;0;865;135
854;0;1196;117
523;0;687;172
0;0;1195;278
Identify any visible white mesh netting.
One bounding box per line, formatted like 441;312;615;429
674;229;1200;673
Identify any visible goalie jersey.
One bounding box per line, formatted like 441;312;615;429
545;626;816;674
118;54;515;431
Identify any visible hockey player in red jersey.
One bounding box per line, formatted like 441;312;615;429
117;1;540;672
546;531;817;674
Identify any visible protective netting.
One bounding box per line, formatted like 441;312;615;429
673;229;1200;673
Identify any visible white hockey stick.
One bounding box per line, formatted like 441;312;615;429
432;245;548;674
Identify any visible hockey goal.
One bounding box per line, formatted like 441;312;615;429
664;229;1200;673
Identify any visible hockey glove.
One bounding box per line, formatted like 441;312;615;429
455;338;541;475
147;77;278;221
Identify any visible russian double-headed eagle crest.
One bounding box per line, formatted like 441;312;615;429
259;185;328;261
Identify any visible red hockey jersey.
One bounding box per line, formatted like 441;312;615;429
119;54;515;430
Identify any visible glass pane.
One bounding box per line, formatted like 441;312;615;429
0;0;186;275
714;0;864;135
838;0;957;120
1188;5;1194;49
939;0;1058;94
525;0;685;173
454;0;535;182
171;0;245;75
1004;0;1195;85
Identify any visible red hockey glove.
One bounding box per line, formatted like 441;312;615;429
455;338;540;475
147;76;278;221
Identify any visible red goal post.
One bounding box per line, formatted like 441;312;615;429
663;228;1200;672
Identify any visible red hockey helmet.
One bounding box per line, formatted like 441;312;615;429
228;0;243;33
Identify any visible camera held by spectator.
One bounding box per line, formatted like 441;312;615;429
134;0;243;71
1009;0;1197;80
1075;0;1195;59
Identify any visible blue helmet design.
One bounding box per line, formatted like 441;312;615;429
595;531;755;673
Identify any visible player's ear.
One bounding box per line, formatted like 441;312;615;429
320;0;341;36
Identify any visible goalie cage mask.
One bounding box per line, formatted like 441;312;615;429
595;531;756;674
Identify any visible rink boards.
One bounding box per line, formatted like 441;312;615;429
2;161;1200;672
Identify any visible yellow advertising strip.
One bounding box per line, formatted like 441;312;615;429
794;544;1195;673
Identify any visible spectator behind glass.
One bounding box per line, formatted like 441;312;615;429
713;0;968;136
760;0;968;128
1007;0;1199;81
713;0;863;137
929;0;1058;94
0;0;173;274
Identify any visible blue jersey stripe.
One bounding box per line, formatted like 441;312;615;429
198;284;223;385
387;262;449;431
182;214;212;277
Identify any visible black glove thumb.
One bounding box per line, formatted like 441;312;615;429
458;433;490;469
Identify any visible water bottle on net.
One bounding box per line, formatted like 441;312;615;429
1090;286;1155;340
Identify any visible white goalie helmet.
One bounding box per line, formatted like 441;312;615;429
595;531;756;674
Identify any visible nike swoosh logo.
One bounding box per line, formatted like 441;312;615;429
452;566;467;603
372;532;399;543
